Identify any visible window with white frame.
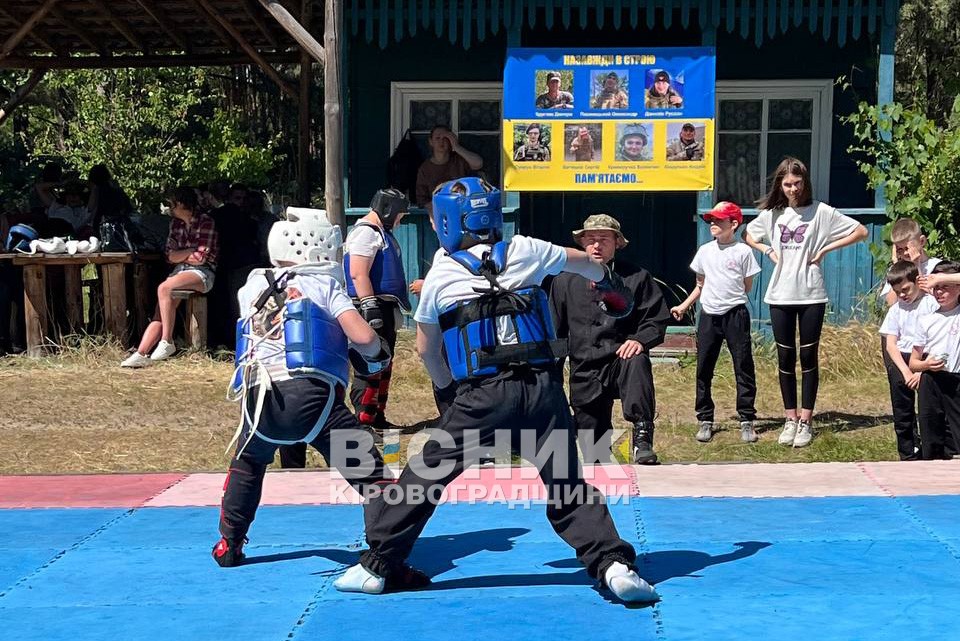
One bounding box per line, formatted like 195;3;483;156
390;82;503;188
714;80;833;207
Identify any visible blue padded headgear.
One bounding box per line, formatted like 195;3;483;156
5;224;38;253
431;177;502;254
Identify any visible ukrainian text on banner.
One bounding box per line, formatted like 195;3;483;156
502;47;716;191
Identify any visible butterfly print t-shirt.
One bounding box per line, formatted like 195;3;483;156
746;201;862;305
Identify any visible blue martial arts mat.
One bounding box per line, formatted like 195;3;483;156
2;496;959;641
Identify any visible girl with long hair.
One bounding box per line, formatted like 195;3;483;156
744;157;868;447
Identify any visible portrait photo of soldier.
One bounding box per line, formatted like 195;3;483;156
666;122;705;162
590;70;629;110
535;70;575;110
614;122;653;162
513;122;552;162
645;70;684;109
564;124;602;162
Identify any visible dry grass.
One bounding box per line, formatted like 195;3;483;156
0;322;899;474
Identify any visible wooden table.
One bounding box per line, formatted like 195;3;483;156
0;252;133;356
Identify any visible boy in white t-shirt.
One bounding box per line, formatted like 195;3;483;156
671;202;761;443
909;261;960;460
878;260;939;460
882;218;941;306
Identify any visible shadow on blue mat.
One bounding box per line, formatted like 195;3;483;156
641;540;771;583
242;527;531;577
545;540;771;584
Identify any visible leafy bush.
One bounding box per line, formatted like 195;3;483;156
14;68;280;214
181;111;282;189
844;97;960;260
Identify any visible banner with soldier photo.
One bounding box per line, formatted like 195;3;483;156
502;47;716;192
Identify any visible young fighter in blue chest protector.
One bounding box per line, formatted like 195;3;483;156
212;208;394;567
333;178;659;603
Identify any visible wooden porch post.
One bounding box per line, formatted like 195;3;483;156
323;0;344;231
297;0;314;206
257;0;339;224
874;9;897;210
697;23;718;216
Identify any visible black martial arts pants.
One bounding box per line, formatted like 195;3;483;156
359;367;637;580
572;352;656;462
219;378;390;542
695;305;757;423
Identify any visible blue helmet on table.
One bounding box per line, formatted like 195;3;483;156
5;224;38;253
431;177;502;254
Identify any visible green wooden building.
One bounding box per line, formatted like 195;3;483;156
342;0;900;325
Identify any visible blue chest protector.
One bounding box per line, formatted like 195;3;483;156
233;271;350;393
438;241;567;382
343;223;411;310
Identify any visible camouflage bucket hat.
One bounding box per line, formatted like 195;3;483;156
572;214;629;248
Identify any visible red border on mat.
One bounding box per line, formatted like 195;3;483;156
0;474;187;508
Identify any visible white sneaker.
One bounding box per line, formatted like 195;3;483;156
120;352;153;368
793;421;813;448
333;563;386;594
740;421;759;443
695;421;714;443
778;419;798;445
604;561;659;603
150;340;177;361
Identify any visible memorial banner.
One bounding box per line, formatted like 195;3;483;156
503;47;716;191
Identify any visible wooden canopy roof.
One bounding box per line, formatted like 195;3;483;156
0;0;316;70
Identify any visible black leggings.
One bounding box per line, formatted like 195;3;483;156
769;304;826;412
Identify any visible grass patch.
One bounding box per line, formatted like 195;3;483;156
0;322;899;474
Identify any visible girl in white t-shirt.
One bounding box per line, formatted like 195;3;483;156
744;157;868;448
909;261;960;460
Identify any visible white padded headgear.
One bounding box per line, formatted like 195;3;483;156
267;207;342;267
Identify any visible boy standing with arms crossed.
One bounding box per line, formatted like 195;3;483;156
671;202;761;443
878;261;939;460
909;261;960;460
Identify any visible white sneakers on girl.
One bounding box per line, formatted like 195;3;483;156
604;562;659;603
150;340;177;361
120;352;152;368
778;419;798;445
793;421;814;448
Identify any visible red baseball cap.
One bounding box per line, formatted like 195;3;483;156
702;201;743;224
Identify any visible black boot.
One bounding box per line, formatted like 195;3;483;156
632;422;658;465
212;536;247;567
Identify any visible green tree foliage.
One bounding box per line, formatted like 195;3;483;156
2;67;283;214
29;68;206;213
181;111;281;189
896;0;960;125
844;97;960;260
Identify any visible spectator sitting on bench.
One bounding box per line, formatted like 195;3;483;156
121;186;219;368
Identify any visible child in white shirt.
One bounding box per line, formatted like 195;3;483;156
909;261;960;460
881;218;941;306
672;202;761;443
878;260;939;460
